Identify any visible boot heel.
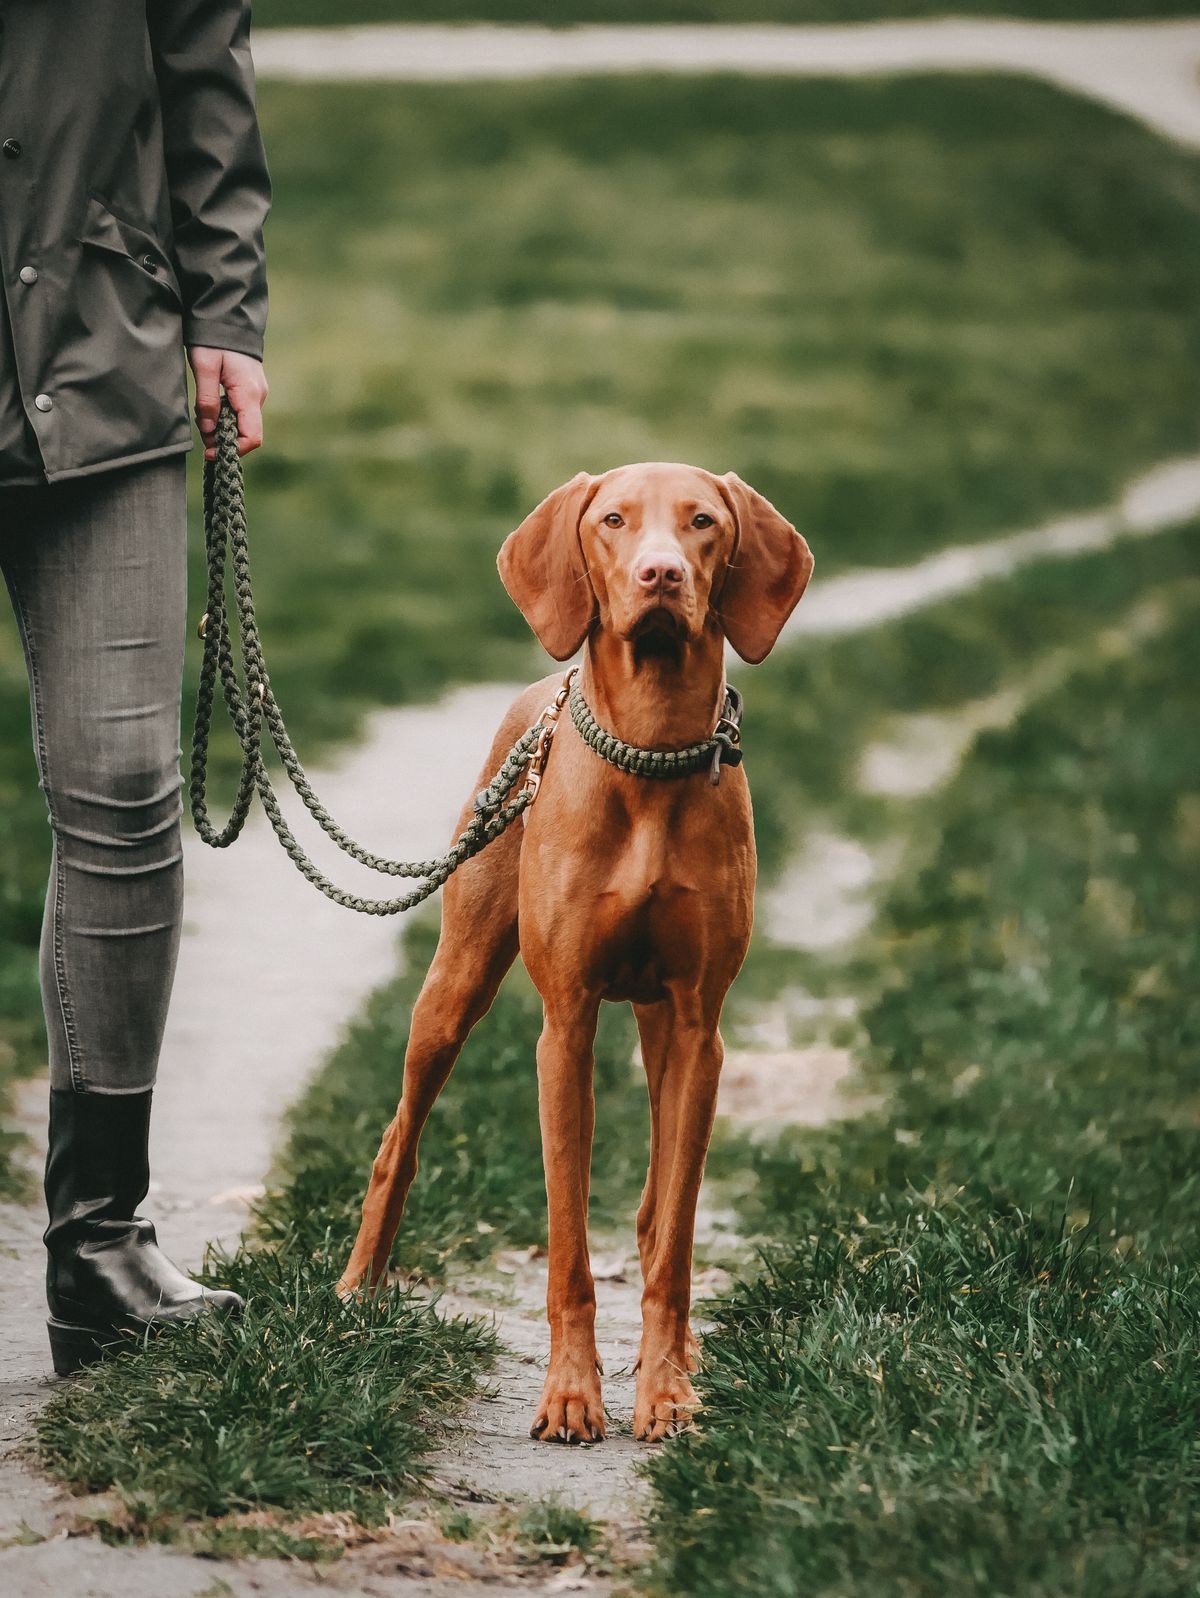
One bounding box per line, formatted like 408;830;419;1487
46;1317;111;1376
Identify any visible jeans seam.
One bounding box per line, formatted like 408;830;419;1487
4;565;87;1092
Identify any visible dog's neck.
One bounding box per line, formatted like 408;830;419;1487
580;622;727;750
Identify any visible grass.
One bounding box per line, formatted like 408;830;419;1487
4;70;1200;1181
254;4;1200;28
511;1497;603;1565
440;1497;606;1571
641;592;1200;1597
646;1211;1199;1597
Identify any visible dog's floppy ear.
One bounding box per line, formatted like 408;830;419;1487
498;472;600;660
715;473;814;663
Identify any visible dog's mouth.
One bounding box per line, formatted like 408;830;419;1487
629;603;687;641
627;604;689;663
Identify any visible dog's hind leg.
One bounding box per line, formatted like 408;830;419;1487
633;997;724;1440
337;831;520;1296
634;1000;702;1377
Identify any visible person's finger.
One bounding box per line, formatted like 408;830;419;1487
233;397;264;457
224;377;266;456
223;357;268;456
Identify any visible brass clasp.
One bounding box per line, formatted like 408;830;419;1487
521;667;576;823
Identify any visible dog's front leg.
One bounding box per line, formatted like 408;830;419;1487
529;998;606;1444
338;855;520;1297
634;1009;723;1443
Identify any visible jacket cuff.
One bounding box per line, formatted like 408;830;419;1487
182;318;264;361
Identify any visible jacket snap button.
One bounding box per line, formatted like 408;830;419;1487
2;138;21;159
19;265;38;285
142;254;158;274
34;393;53;413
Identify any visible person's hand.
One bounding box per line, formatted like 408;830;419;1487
187;346;269;460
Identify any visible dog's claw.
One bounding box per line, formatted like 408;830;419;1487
529;1376;607;1444
634;1377;700;1443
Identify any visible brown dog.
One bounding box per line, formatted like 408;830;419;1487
338;464;812;1443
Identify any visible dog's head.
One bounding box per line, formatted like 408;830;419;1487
498;464;812;664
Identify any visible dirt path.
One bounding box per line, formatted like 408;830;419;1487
251;20;1200;151
1;456;1197;1592
433;1262;654;1528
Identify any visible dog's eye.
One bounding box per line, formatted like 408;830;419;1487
692;513;715;529
603;513;624;528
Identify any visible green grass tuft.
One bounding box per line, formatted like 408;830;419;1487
512;1497;603;1565
36;1240;494;1528
440;1505;478;1542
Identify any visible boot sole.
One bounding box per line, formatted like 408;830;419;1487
47;1293;242;1375
46;1316;144;1376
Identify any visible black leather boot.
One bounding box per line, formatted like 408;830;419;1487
44;1088;244;1375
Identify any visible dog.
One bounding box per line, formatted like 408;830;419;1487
338;464;812;1443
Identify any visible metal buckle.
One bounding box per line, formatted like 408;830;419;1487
521;667;576;823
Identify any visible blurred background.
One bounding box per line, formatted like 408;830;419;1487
2;6;1199;1594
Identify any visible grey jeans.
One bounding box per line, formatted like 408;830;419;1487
0;458;187;1094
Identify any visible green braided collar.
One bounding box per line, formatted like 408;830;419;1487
567;674;744;786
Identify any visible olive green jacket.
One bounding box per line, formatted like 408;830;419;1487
0;0;270;485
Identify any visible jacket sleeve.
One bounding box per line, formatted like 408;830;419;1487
148;0;271;359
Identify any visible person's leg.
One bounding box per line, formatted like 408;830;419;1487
0;461;240;1373
2;462;187;1092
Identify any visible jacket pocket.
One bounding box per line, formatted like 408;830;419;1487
79;193;182;308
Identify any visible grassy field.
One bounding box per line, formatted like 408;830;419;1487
253;4;1200;28
4;72;1200;1182
643;588;1200;1598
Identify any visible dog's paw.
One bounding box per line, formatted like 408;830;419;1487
529;1362;606;1444
633;1370;699;1443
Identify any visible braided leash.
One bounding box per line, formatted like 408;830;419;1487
189;400;744;915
